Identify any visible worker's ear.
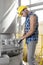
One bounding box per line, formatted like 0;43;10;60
24;8;28;11
23;9;28;14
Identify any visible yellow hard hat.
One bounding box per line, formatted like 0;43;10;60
17;6;27;16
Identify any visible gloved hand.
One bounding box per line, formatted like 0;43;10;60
18;39;23;44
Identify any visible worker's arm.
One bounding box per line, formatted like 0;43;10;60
21;15;37;40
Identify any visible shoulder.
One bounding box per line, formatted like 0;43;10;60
30;12;37;18
30;15;36;20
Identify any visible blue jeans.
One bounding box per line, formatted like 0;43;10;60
27;41;37;65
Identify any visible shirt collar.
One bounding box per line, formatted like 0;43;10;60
26;11;33;18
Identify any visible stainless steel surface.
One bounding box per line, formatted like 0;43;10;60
0;0;23;65
0;55;9;65
0;0;17;33
0;0;14;22
0;34;23;65
9;53;23;65
0;33;23;56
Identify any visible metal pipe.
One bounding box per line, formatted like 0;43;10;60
27;2;43;8
18;0;21;38
31;8;43;12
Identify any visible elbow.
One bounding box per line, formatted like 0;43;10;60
25;29;35;38
30;29;35;35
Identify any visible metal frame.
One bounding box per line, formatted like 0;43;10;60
27;2;43;12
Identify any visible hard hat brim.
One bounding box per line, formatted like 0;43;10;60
17;6;28;17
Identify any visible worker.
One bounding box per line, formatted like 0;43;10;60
17;6;38;65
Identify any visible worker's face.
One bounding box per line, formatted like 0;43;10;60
21;9;27;17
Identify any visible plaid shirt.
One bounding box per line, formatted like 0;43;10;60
24;12;38;44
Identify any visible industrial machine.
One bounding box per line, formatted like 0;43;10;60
0;0;23;65
0;34;23;65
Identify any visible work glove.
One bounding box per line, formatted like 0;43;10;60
18;39;23;44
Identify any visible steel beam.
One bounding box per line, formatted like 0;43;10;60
32;8;43;12
27;2;43;7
